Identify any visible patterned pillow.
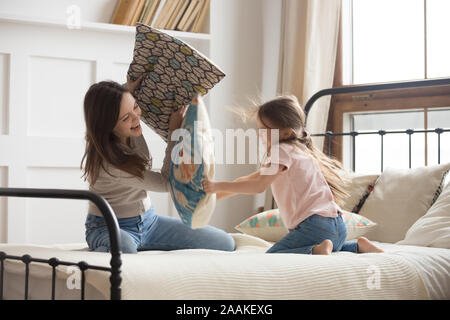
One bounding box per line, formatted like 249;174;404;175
127;23;226;142
169;95;215;228
235;209;287;242
235;208;376;242
339;208;377;240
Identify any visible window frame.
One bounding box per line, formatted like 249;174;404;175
327;0;450;164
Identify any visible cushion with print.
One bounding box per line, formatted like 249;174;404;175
169;95;215;228
235;208;376;242
127;23;225;142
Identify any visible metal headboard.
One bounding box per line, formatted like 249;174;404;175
0;188;122;300
305;77;450;172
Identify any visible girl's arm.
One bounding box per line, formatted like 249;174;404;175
215;171;262;200
203;165;286;196
215;191;234;201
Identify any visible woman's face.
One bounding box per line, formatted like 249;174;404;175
113;92;142;144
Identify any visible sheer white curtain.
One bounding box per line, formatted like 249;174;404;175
278;0;341;149
265;0;341;210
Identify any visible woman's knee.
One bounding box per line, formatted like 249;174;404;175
202;227;235;251
86;227;137;253
119;229;138;253
220;233;235;251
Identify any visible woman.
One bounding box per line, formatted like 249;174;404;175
81;76;235;253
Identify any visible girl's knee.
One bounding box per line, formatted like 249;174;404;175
265;247;276;254
265;243;284;253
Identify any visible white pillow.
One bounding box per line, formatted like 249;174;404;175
341;173;379;212
397;179;450;249
359;163;450;243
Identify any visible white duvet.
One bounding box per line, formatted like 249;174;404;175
1;233;449;300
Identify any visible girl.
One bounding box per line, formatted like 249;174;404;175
202;96;383;255
81;76;234;253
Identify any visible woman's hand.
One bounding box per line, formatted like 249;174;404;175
126;74;143;94
168;105;188;132
202;177;218;194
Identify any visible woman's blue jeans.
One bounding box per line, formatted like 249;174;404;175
266;213;358;254
85;206;235;253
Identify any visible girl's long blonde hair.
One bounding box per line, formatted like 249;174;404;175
255;95;350;207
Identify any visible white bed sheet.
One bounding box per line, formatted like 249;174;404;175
0;234;448;300
374;241;450;300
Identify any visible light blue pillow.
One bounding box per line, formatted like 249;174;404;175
169;95;215;228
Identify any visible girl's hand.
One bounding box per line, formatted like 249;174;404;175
202;177;218;194
169;105;188;132
126;74;143;94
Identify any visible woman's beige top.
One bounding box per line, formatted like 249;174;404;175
88;134;176;218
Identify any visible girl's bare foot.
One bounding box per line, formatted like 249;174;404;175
357;237;384;253
312;239;333;255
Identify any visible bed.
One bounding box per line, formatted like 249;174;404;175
1;78;450;300
2;235;449;300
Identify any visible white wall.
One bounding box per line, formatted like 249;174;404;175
208;0;282;232
0;17;134;244
0;166;7;242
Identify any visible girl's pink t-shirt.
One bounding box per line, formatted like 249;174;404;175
261;142;339;230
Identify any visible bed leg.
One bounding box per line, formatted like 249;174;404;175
0;251;5;300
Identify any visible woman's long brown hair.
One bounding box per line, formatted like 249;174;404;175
258;95;350;207
81;81;148;186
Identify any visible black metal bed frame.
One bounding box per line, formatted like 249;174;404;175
0;189;122;300
0;77;449;300
306;78;450;170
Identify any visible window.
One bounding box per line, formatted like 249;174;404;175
342;108;450;172
342;0;450;84
330;0;450;172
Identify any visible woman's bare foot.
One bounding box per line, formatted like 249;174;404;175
357;237;384;253
312;239;333;255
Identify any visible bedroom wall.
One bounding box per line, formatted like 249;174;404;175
0;0;283;241
208;0;282;231
0;166;7;242
0;17;135;244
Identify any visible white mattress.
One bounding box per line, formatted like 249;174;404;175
1;234;448;300
373;241;450;300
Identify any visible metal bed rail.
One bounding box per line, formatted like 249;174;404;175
314;128;450;172
0;188;122;300
304;77;450;171
304;77;450;118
